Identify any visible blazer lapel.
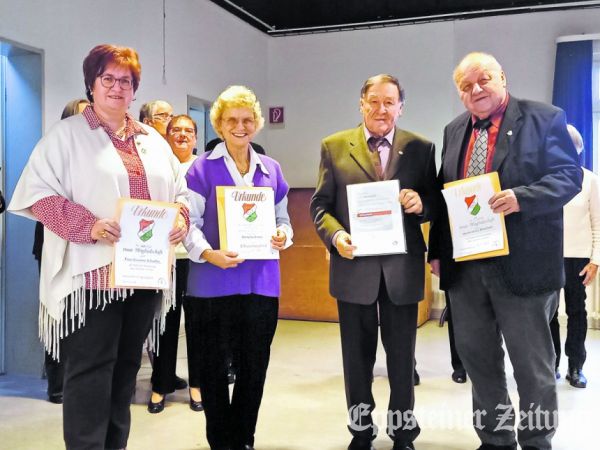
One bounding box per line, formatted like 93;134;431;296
349;125;378;181
445;113;471;181
492;96;522;172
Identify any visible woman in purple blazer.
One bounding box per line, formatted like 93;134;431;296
184;85;293;450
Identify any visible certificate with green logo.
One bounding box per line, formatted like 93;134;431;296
112;198;180;289
442;172;509;261
216;186;278;260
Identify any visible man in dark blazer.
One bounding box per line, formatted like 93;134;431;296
310;74;438;450
429;52;582;450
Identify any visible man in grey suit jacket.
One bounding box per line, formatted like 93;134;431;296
429;53;582;450
310;74;438;450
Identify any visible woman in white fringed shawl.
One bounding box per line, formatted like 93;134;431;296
8;44;189;450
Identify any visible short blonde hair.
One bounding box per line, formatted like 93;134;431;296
453;52;503;88
210;85;265;139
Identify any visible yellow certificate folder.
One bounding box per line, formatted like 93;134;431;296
216;186;275;253
443;172;509;262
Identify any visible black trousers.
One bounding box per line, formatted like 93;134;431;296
61;290;160;450
186;294;278;450
151;259;200;392
445;291;464;372
337;277;420;444
550;257;588;370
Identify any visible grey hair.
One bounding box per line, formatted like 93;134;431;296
138;100;172;122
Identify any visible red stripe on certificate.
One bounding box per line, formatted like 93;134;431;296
357;210;392;217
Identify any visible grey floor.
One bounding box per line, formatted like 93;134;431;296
0;319;598;450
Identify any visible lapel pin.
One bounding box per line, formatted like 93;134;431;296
398;150;403;155
507;130;513;136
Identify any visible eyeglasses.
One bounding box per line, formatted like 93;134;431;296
152;112;173;122
222;117;256;128
169;126;195;135
98;74;133;90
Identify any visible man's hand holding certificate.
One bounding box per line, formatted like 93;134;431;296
441;172;509;261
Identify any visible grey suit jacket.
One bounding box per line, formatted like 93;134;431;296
310;125;438;305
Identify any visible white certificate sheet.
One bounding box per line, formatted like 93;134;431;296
219;186;278;260
347;180;406;256
112;199;179;289
441;173;508;260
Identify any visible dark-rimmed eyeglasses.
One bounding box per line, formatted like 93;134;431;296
98;74;133;90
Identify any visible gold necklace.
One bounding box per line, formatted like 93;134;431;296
235;160;250;175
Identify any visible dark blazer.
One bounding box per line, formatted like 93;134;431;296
310;125;438;305
429;96;582;296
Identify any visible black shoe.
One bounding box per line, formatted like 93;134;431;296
175;375;188;390
452;369;467;384
414;369;420;386
189;390;204;412
147;394;165;413
348;436;375;450
48;393;63;404
393;442;415;450
522;447;541;450
566;368;587;388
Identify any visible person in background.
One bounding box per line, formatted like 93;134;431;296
8;44;189;450
549;124;599;388
310;74;439;450
148;114;203;413
429;52;581;450
185;85;292;450
139;99;173;138
32;98;90;405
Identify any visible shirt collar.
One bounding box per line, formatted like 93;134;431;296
363;125;395;146
207;141;270;175
83;105;147;138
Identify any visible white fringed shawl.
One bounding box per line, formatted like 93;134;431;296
8;114;189;358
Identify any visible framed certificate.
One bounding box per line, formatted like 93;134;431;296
216;186;279;260
347;180;407;256
112;198;180;289
442;172;509;261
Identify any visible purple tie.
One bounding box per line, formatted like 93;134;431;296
367;137;386;179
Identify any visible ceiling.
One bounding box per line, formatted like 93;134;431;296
208;0;600;36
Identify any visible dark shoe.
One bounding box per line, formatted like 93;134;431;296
413;369;420;386
566;368;587;388
348;436;375;450
522;447;541;450
48;393;63;404
393;442;415;450
555;368;561;380
189;396;204;412
147;394;165;413
175;375;188;390
452;369;467;384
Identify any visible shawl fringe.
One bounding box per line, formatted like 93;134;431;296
41;268;177;361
